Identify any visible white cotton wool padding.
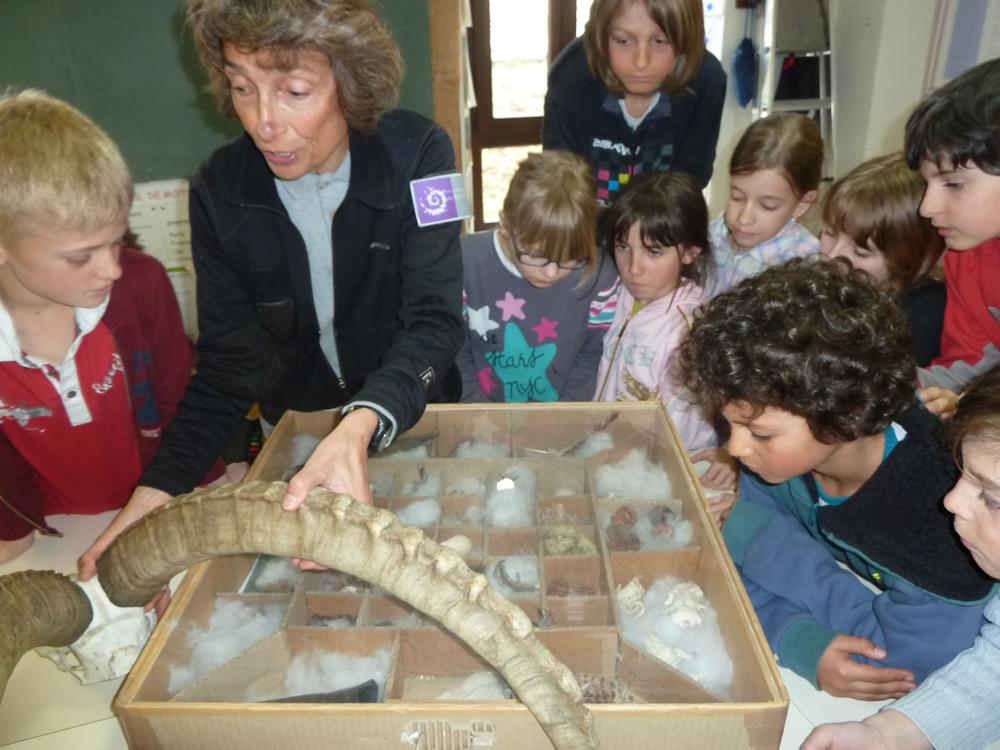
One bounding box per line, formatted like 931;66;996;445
395;498;442;527
593;448;672;499
434;671;511;701
617;576;733;696
385;444;431;460
485;466;536;527
248;556;300;592
167;599;286;694
570;431;614;458
632;512;693;551
399;471;442;496
454;438;509;458
247;648;392;702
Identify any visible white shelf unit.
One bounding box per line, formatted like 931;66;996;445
754;0;835;180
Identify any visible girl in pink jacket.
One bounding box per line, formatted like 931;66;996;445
595;171;737;520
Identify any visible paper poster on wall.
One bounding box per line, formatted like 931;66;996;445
128;179;192;272
128;178;197;337
167;269;199;339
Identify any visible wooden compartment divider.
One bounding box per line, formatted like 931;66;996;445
114;403;787;750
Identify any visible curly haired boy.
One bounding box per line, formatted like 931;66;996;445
680;258;994;700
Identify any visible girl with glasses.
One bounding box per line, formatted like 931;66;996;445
456;150;619;403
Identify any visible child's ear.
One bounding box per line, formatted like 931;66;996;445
793;190;819;220
680;245;702;265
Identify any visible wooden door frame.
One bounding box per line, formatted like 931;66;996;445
468;0;582;228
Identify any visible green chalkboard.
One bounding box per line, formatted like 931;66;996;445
0;0;433;182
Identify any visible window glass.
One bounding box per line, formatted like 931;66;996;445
490;0;549;118
481;146;539;224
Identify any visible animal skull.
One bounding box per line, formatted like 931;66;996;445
662;581;708;628
35;577;154;684
643;633;692;669
615;576;646;618
3;482;601;750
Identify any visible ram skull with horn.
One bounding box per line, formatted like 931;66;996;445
0;481;600;750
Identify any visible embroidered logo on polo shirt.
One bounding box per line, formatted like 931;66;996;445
92;353;124;395
0;399;52;427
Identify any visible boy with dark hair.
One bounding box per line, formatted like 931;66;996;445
907;58;1000;390
680;258;994;700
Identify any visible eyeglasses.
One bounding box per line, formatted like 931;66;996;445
509;232;587;270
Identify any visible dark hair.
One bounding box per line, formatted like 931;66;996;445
730;113;824;199
601;171;713;284
904;58;1000;175
680;258;917;443
583;0;705;96
823;152;944;293
951;365;1000;467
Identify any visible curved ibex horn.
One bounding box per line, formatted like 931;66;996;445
0;570;92;702
98;481;600;750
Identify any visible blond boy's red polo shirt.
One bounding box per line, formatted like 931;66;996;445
0;299;141;518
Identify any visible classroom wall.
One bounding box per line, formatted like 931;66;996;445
706;0;756;216
830;0;937;175
0;0;434;182
709;0;943;214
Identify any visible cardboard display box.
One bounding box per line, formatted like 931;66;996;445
115;403;787;749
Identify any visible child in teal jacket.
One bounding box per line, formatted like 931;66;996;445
681;259;994;700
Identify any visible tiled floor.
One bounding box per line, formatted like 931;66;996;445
0;513;883;750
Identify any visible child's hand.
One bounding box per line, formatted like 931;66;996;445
690;447;738;492
816;635;916;701
708;492;737;528
918;386;960;420
802;710;930;750
205;461;250;486
0;533;33;564
78;485;174;616
799;721;892;750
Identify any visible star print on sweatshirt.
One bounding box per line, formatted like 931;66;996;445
456;229;619;402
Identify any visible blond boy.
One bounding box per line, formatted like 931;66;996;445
0;90;210;562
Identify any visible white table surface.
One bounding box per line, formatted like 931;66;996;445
0;514;886;750
0;513;128;750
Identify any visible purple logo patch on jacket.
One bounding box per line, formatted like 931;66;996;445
410;173;470;227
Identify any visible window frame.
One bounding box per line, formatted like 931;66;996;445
469;0;582;228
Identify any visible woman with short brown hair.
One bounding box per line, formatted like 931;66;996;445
80;0;464;578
